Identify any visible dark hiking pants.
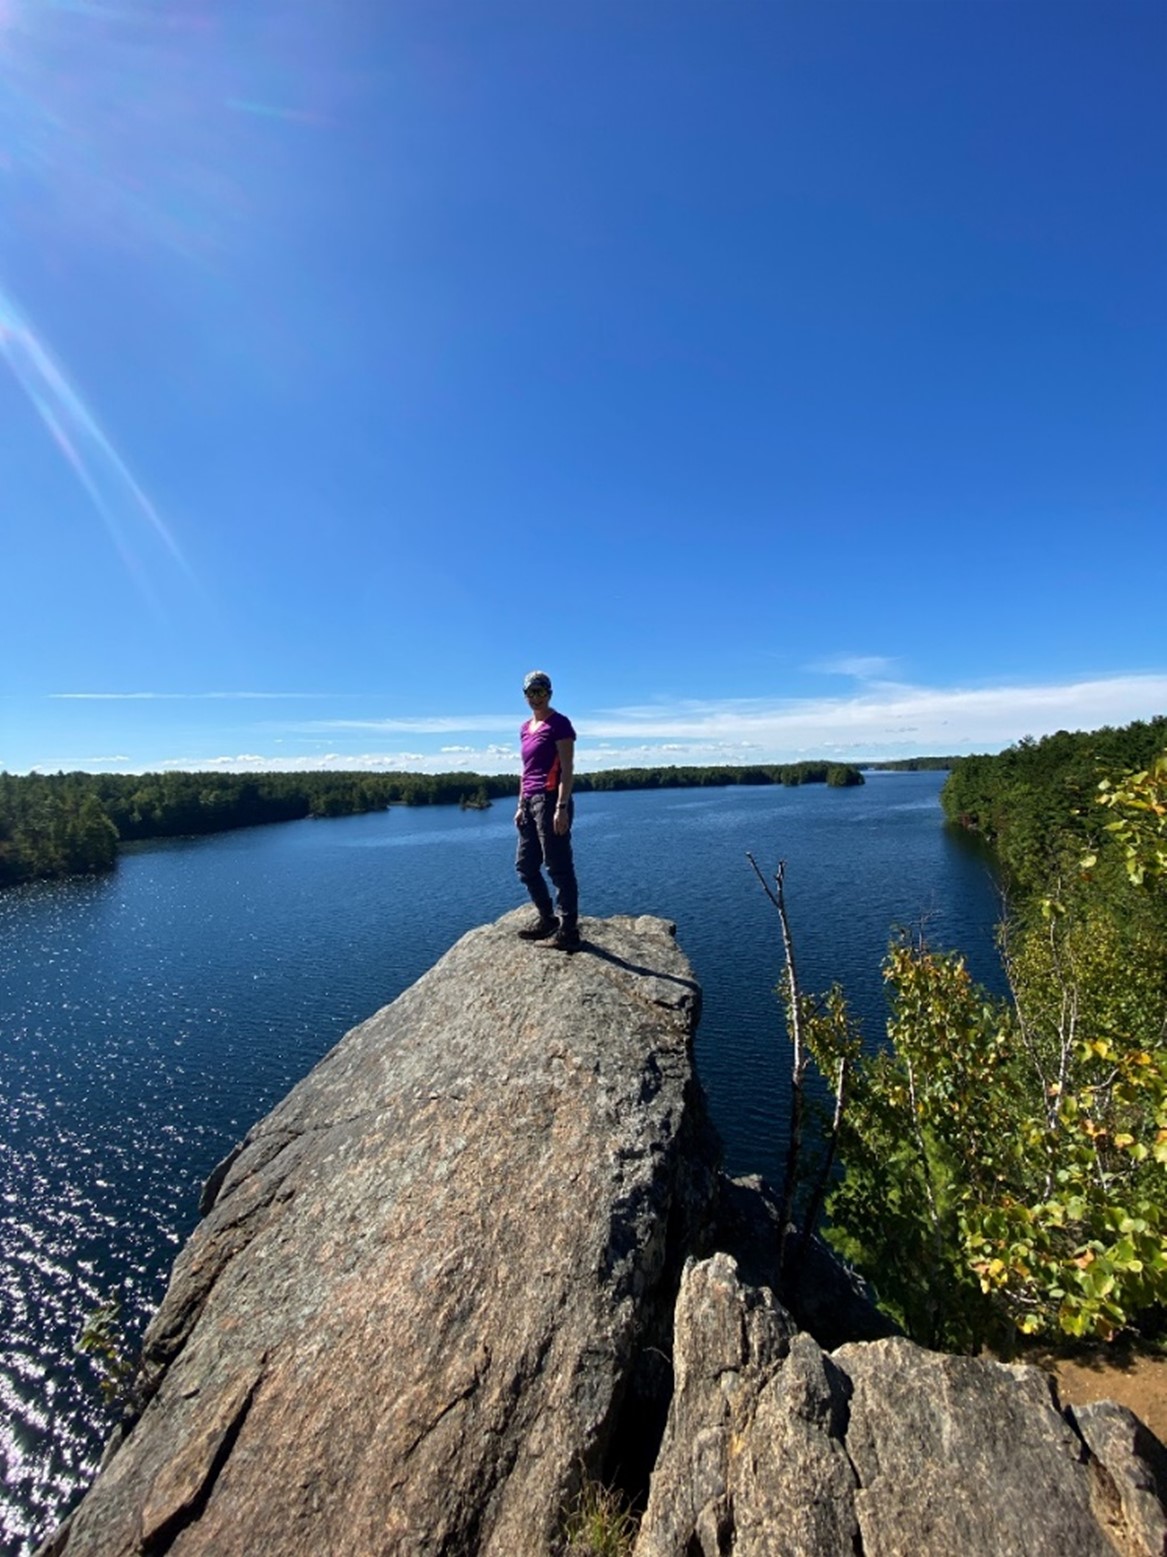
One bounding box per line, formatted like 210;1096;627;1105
515;793;578;928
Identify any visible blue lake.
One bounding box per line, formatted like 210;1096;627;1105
0;772;1002;1551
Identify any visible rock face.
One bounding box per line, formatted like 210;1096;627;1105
635;1253;1167;1557
711;1172;897;1350
40;911;1167;1557
43;912;715;1557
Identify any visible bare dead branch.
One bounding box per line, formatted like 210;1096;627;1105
747;852;807;1281
798;1052;849;1266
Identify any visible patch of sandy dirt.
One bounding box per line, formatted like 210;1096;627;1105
1032;1348;1167;1446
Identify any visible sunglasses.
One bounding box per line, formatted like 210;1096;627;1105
524;684;550;697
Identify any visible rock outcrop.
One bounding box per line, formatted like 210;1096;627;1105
635;1252;1167;1557
42;912;714;1557
40;911;1167;1557
711;1172;897;1350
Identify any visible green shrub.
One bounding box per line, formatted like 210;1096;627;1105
820;755;1167;1350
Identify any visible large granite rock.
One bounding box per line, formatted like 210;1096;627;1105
635;1253;1167;1557
42;912;715;1557
40;910;1167;1557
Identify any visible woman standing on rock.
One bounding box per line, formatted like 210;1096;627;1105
514;670;580;951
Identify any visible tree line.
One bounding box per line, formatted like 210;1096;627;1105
0;761;865;889
865;756;958;771
940;716;1166;893
577;761;863;791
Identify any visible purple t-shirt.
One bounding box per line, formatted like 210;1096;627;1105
520;709;576;797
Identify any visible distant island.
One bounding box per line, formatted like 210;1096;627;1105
863;756;959;771
0;761;865;889
459;789;493;810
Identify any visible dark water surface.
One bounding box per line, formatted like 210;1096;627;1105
0;773;1000;1550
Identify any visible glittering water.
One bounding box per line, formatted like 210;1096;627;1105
0;774;1001;1550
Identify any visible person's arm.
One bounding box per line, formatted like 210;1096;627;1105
554;739;574;834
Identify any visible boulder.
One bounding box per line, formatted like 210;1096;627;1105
1069;1400;1167;1557
636;1253;1167;1557
40;912;716;1557
39;910;1167;1557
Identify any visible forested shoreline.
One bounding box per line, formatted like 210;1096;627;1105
0;760;864;889
794;714;1167;1349
940;715;1166;892
865;756;958;771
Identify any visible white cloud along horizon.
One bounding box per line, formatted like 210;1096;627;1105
27;671;1164;775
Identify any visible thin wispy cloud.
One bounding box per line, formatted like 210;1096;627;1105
582;675;1167;751
297;715;517;735
807;654;900;680
51;691;338;701
87;672;1165;778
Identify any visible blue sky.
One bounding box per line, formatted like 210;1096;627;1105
2;1;1164;776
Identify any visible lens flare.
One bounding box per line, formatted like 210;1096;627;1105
0;282;192;590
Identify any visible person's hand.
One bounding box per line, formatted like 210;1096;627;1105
554;805;569;836
514;803;523;828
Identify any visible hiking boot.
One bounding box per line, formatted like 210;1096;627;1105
549;923;581;953
517;915;559;941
